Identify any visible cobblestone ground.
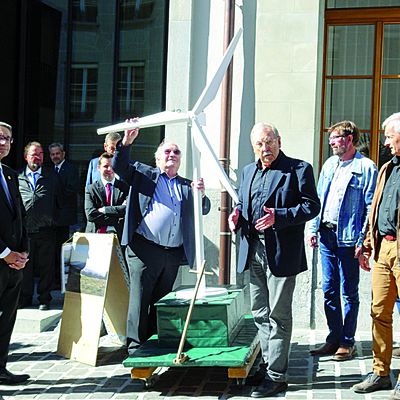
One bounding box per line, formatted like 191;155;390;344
1;325;400;399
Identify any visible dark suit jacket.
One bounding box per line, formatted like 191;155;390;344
85;179;129;239
18;166;63;233
0;164;29;264
55;160;79;226
85;157;100;188
236;151;320;276
113;141;211;267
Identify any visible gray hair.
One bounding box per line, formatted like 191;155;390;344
154;140;180;167
48;142;64;152
250;122;280;143
0;121;12;133
382;112;400;134
105;132;121;143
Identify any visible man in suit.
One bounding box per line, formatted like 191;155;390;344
85;152;129;239
85;132;121;187
18;142;62;310
113;124;211;354
353;112;400;398
307;121;377;361
49;143;79;289
228;122;320;398
0;121;30;384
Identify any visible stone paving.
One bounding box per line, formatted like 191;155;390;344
2;321;400;399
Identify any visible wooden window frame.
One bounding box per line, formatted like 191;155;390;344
321;7;400;166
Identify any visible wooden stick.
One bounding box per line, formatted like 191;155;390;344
173;260;207;364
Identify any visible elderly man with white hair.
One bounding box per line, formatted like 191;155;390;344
354;112;400;399
112;122;210;354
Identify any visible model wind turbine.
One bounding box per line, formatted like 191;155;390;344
98;28;242;298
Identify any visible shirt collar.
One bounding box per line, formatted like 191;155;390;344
55;159;65;169
391;155;400;165
160;171;178;181
101;177;115;187
26;166;42;176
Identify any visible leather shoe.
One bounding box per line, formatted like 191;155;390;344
332;345;355;361
0;368;30;385
245;363;267;386
393;348;400;359
310;342;339;356
251;379;288;398
38;304;49;311
352;372;391;393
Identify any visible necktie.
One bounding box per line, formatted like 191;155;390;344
28;171;38;190
98;183;112;233
105;183;112;206
0;167;13;208
55;166;59;173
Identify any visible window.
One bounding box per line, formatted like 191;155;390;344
327;0;400;9
72;0;97;23
117;62;145;119
120;0;154;23
321;7;400;167
70;64;98;121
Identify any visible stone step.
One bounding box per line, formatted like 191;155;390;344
15;308;62;333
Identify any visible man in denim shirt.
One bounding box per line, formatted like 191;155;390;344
307;121;377;361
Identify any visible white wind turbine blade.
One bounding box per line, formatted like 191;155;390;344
191;28;242;116
97;111;190;135
192;118;239;204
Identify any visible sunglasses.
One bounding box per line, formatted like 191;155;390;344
164;148;181;155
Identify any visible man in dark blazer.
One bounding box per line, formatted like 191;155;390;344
49;143;79;289
0;121;30;385
18;142;62;310
229;122;320;398
113;123;211;354
85;152;129;239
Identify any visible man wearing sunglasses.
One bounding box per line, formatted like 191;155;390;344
307;121;377;361
113;122;210;354
0;122;30;385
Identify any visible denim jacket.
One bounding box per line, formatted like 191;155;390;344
308;152;377;247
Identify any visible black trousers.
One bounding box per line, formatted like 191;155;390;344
21;228;55;304
126;234;183;349
0;263;23;368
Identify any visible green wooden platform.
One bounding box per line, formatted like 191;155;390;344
123;315;260;381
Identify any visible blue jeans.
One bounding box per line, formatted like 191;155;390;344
319;226;360;347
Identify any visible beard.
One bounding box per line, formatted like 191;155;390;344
29;162;41;171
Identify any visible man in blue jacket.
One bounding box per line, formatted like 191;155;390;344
228;122;320;398
113;124;210;354
308;121;377;361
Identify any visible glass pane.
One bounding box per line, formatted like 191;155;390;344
381;79;400;125
327;0;400;8
379;132;392;167
118;0;166;165
383;24;400;75
357;132;372;159
327;25;374;76
325;79;372;130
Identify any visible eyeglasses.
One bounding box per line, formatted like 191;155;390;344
0;135;13;144
164;149;181;155
329;135;347;142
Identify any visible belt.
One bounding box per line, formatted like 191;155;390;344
322;221;337;230
134;233;182;250
383;234;397;242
